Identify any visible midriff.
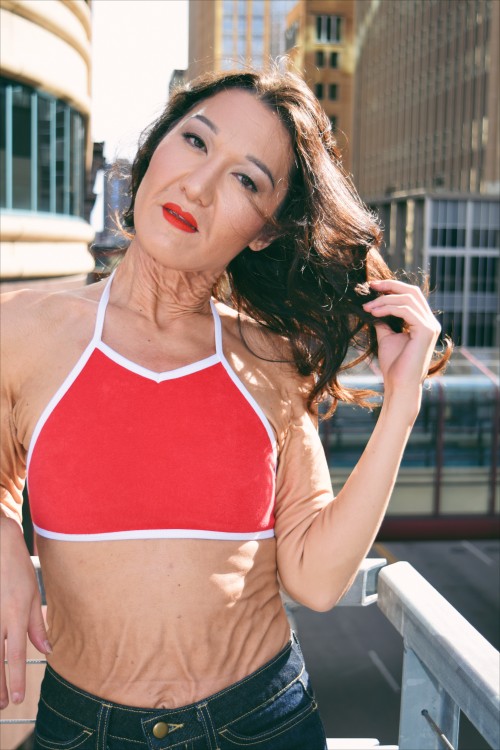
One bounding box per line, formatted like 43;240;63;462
36;535;291;708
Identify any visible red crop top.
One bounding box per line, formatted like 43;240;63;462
27;273;277;542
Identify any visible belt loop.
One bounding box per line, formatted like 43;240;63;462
97;702;112;750
197;703;220;750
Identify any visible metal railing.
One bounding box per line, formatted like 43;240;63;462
1;558;499;750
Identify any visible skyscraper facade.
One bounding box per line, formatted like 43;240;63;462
188;0;295;80
351;0;499;347
352;0;498;197
285;0;355;171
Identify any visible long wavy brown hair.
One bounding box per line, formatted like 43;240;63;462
122;68;452;415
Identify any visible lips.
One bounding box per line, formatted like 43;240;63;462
162;203;198;233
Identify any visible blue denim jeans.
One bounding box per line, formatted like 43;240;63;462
33;632;327;750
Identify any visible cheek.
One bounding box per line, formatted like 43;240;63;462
218;191;266;245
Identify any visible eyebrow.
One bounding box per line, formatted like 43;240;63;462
191;113;276;189
246;155;275;189
192;114;219;133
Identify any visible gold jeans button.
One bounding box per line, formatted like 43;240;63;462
152;721;169;739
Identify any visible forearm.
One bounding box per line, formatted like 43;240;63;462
282;387;420;610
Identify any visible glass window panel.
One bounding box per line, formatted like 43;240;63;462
330;51;339;68
223;16;233;31
0;84;6;207
223;34;233;55
55;101;66;213
238;16;246;33
237;35;246;55
316;15;322;41
70;111;81;216
252;35;264;54
252;16;263;33
329;83;338;100
315;50;324;67
315;83;323;99
12;84;31;209
442;387;497;465
37;96;51;212
335;17;342;41
446;200;458;224
223;0;233;11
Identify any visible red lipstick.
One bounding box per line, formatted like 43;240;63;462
162;203;198;233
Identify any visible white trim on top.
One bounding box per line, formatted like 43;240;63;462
26;341;96;471
210;302;277;454
27;274;116;471
96;343;220;383
33;524;275;542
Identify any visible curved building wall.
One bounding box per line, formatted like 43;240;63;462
0;0;94;279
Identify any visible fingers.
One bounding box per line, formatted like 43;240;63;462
364;281;441;338
5;612;29;706
27;597;51;656
0;630;6;709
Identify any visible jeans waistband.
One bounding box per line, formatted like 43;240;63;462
39;632;305;745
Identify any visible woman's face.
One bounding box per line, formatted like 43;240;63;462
132;89;293;274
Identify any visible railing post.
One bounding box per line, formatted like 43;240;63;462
399;645;460;749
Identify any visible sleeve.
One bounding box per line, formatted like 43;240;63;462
273;388;337;610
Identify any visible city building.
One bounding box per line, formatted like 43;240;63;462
0;0;94;282
89;158;131;281
169;68;187;95
187;0;296;80
285;0;355;171
352;0;498;197
351;0;499;348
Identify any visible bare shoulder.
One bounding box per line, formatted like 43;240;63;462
0;282;104;376
214;300;315;421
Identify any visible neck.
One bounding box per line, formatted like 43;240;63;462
110;242;223;324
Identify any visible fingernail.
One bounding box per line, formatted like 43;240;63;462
12;692;23;704
43;640;53;654
0;699;8;709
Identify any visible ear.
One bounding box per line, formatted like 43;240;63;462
248;229;278;253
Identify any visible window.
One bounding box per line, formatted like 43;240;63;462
329;83;338;101
330;51;339;68
431;200;466;247
315;50;324;67
0;77;85;217
12;85;31;209
315;83;324;99
285;21;298;50
315;15;342;43
472;201;500;249
0;84;6;207
330;116;338;130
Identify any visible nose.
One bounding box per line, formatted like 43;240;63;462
179;161;217;207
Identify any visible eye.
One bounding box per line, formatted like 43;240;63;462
236;173;258;193
183;132;206;151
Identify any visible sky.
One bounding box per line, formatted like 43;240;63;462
91;0;189;163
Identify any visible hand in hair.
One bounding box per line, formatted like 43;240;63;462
362;278;442;398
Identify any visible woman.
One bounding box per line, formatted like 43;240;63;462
0;69;449;749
